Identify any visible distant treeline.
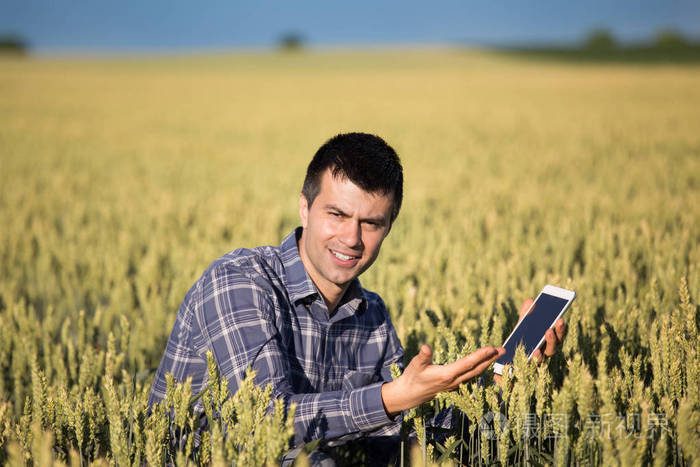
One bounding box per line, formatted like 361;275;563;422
495;28;700;63
0;35;28;55
3;27;699;60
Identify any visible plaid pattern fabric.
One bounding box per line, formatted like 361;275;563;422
148;227;404;447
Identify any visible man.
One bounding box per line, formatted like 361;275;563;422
148;132;565;462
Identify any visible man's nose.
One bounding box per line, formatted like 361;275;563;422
339;220;362;249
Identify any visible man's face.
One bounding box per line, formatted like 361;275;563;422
298;169;393;302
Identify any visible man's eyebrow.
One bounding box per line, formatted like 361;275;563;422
362;215;388;225
324;204;349;215
324;204;388;225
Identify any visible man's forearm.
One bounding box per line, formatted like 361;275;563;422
279;381;395;447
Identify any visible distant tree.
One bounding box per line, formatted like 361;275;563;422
653;28;688;49
278;32;305;52
0;34;28;55
583;28;617;51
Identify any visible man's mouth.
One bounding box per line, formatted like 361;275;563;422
330;249;360;261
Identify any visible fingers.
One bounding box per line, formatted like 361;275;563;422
554;318;566;342
446;346;504;379
532;348;543;364
453;348;505;387
533;319;566;364
518;298;534;322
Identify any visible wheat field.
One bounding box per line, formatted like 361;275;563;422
0;49;698;465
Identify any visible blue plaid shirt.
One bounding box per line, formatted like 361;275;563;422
148;227;405;447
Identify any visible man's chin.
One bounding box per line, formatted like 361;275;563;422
325;270;359;288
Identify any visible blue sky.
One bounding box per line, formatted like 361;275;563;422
2;0;700;53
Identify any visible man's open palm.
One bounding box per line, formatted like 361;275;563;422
381;344;505;416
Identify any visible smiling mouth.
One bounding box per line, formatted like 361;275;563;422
330;249;360;261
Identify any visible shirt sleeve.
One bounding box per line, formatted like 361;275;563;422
377;296;405;382
326;306;406;449
193;263;398;447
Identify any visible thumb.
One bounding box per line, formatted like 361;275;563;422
415;344;433;367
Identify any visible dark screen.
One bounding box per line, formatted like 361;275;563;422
496;293;568;366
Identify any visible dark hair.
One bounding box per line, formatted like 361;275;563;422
301;133;403;223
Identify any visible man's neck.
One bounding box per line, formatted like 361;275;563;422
319;286;347;316
296;236;349;315
307;270;348;315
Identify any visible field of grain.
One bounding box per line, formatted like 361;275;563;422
0;49;698;465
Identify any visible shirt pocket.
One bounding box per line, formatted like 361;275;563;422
342;370;380;391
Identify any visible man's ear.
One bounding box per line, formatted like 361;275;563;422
299;194;309;228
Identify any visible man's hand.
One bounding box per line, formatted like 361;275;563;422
494;298;567;384
381;345;505;416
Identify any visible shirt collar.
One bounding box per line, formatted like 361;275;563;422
280;227;367;315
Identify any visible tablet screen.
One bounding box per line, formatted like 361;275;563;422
495;293;568;366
